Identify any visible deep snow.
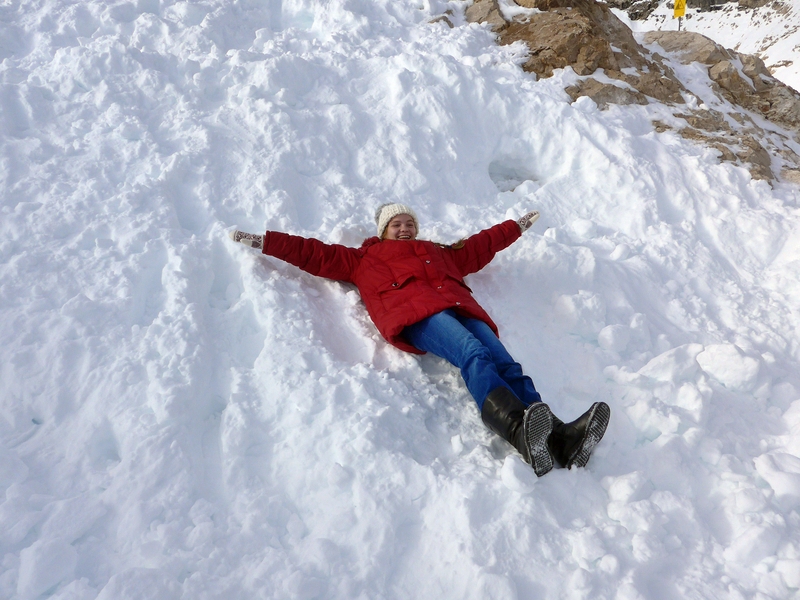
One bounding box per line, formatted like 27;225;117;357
1;0;800;599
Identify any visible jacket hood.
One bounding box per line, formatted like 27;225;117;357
360;237;428;250
360;237;382;250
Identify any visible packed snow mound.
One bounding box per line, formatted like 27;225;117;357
1;0;800;599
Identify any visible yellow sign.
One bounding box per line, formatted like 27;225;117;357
674;0;686;18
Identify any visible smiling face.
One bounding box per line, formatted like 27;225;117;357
383;214;417;240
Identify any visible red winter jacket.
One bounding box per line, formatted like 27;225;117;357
261;220;522;353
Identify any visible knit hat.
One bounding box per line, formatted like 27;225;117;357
374;203;419;238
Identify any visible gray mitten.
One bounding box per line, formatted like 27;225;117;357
229;230;264;249
517;211;540;233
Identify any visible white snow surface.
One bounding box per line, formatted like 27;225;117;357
2;0;800;599
618;0;800;91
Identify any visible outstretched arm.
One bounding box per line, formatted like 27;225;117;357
230;229;359;283
450;212;539;276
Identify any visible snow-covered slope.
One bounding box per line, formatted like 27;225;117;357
1;0;800;598
618;0;800;91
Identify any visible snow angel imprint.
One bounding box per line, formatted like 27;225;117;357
229;204;610;476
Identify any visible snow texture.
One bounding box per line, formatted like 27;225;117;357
1;0;800;598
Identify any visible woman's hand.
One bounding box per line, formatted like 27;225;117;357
517;211;540;233
229;229;264;249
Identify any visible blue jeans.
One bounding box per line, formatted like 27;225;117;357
404;309;541;410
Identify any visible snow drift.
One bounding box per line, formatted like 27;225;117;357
1;0;800;598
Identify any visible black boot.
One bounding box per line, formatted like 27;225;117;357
548;402;611;469
480;387;554;477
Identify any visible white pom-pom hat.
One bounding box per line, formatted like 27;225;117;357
375;203;419;238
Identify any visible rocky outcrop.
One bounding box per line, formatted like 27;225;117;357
469;0;687;105
605;0;660;20
464;0;506;30
738;0;770;8
464;0;800;182
565;78;648;107
627;0;660;20
644;31;800;133
644;30;800;180
608;0;772;22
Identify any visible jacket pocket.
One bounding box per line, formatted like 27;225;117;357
376;273;416;312
377;272;415;293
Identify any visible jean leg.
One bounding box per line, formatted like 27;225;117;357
457;315;542;406
404;310;511;409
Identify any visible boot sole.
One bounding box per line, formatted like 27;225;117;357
523;403;554;477
567;402;610;469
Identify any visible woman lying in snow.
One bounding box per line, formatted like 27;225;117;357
229;203;610;476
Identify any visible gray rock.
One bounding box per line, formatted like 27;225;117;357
566;78;649;107
643;31;732;65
